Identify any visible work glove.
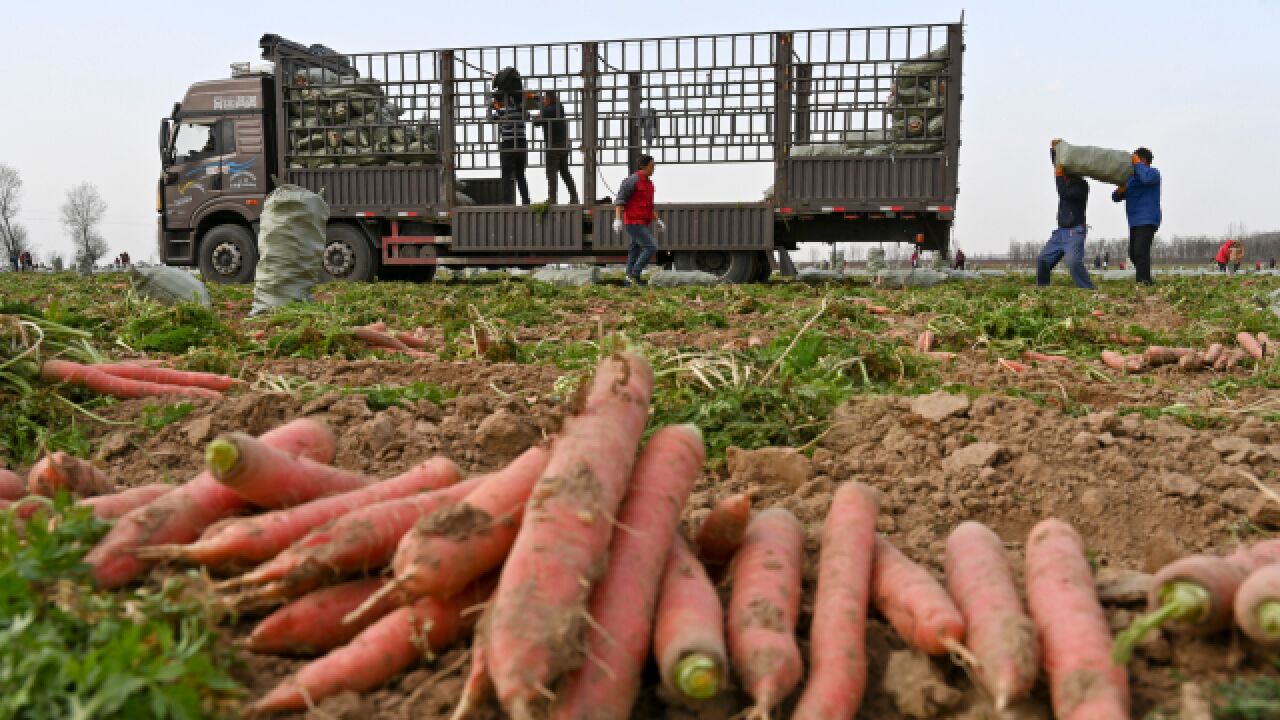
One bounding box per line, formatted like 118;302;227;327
654;219;666;233
612;218;624;234
1054;165;1065;177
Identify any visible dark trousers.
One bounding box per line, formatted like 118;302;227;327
1129;224;1157;285
545;148;578;204
1037;225;1094;289
499;142;530;205
625;224;657;277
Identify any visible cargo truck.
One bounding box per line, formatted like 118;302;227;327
158;22;963;284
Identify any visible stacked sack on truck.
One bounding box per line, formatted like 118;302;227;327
285;67;439;169
791;44;948;158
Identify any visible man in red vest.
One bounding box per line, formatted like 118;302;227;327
613;155;665;287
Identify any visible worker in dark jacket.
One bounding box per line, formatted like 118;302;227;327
534;91;579;204
613;155;665;287
1038;141;1094;289
487;97;530;205
1112;147;1161;285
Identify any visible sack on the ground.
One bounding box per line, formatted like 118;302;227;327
1055;140;1134;185
251;184;329;316
648;270;720;287
129;266;212;307
533;267;599;287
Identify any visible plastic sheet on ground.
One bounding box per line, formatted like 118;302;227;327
945;269;983;281
797;268;845;283
128;266;212;307
648;270;719;287
251;184;329;316
875;269;949;288
533;267;599;287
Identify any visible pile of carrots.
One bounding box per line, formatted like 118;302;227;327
38;359;239;400
8;351;1161;718
353;321;434;358
1101;331;1273;374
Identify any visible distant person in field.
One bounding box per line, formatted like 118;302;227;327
910;248;920;269
1038;140;1094;289
1103;250;1110;270
1112;147;1161;285
613;154;665;287
953;247;966;270
1271;258;1276;270
534;91;579;205
1216;239;1238;272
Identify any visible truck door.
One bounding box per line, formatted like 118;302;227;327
162;118;235;229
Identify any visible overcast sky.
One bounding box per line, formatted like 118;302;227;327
3;0;1277;263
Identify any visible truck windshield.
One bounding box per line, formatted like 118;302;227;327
173;123;215;162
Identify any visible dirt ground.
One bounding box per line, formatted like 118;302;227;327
54;341;1279;720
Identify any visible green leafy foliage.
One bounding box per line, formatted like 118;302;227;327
0;499;242;719
122;303;235;354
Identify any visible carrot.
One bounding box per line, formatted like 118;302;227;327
390;446;548;603
1205;343;1225;366
142;457;460;570
251;576;495;714
1238;331;1265;360
871;535;965;656
28;452;115;497
916;331;936;353
654;535;728;704
1142;346;1183;366
205;430;368;509
486;352;655;718
395;331;428;349
78;483;174;520
945;521;1039;709
1113;538;1280;662
354;324;431;358
0;468;23;501
792;483;878;720
694;492;751;574
1226;349;1247;370
728;508;806;720
998;358;1029;374
40;358;222;400
1234;564;1280;646
1100;351;1128;372
248;578;401;656
91;363;240;392
231;474;485;603
1124;355;1147;372
1026;519;1129;719
451;634;494;720
552;424;705;720
1178;352;1206;372
868;305;891;315
1022;350;1070;364
84;417;335;589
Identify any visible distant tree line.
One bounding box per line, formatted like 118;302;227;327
1005;229;1280;266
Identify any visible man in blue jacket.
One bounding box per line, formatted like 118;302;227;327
1112;147;1161;285
1038;140;1094;289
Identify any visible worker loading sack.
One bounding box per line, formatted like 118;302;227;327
1052;140;1135;186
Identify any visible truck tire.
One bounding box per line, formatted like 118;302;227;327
198;224;257;284
673;250;758;284
323;224;376;282
752;251;774;283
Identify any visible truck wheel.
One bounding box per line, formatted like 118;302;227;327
673;250;758;284
198;224;257;284
323;224;376;282
752;252;774;283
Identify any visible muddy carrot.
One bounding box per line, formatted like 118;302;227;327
391;447;549;601
205;430;366;509
248;578;401;656
552;424;704;720
653;535;728;704
945;521;1039;709
251;577;494;714
451;633;493;720
28;452;115;497
78;484;174;520
728;508;806;719
84;417;335;589
1238;332;1265;360
486;352;655;718
1178;352;1206;372
143;457;460;569
92;363;240;392
1100;351;1128;372
792;483;878;719
1205;343;1225;366
1026;519;1129;719
694;492;751;573
916;331;936;353
998;358;1030;374
872;535;965;656
40;358;222;400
